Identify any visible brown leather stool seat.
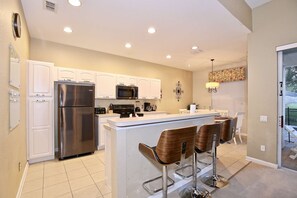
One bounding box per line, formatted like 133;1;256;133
139;126;197;198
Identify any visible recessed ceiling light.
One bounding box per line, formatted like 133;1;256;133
188;64;191;67
125;43;132;48
148;27;156;34
166;55;171;59
192;46;198;50
64;27;72;33
68;0;81;7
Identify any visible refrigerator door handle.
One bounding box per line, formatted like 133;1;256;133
59;109;64;155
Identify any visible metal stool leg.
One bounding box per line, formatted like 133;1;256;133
163;166;168;198
202;134;229;188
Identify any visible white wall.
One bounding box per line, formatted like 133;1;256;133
213;81;246;116
212;80;247;133
193;61;247;133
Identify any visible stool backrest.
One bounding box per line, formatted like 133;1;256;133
195;123;221;152
220;118;238;142
220;119;233;142
156;126;197;164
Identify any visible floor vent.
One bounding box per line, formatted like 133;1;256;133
44;0;57;12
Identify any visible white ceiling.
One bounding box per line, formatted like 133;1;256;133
21;0;251;71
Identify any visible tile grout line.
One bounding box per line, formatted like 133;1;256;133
82;155;105;197
64;159;76;198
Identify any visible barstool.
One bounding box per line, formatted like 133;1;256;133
195;123;227;189
139;126;197;197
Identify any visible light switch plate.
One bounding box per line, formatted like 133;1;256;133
260;115;268;122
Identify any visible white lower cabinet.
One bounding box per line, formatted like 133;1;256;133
96;114;120;150
28;98;54;163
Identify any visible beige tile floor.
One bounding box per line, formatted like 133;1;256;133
21;137;248;198
21;150;110;198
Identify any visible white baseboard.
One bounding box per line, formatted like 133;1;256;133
246;156;278;169
29;155;54;164
16;162;29;198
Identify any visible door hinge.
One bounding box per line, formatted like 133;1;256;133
279;115;284;128
279;82;283;96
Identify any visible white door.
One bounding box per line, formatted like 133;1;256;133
28;61;53;97
28;98;53;160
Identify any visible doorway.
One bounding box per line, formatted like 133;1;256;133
278;44;297;171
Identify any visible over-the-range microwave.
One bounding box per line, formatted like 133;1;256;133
116;85;138;100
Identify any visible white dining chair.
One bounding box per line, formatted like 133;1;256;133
234;112;244;144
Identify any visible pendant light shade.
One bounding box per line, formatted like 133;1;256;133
206;59;220;93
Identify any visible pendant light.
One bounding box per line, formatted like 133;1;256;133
206;59;219;93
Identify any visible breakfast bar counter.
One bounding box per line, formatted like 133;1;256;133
104;112;218;198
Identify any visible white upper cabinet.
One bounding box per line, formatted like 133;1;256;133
137;78;151;99
57;67;77;81
137;78;161;99
96;72;117;99
77;69;95;83
150;79;161;99
116;75;138;86
28;60;54;97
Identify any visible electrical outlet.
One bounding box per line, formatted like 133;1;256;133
260;145;266;152
260;116;268;122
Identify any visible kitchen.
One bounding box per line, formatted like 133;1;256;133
2;0;297;198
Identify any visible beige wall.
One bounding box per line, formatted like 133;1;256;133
247;0;297;164
0;0;30;197
30;39;193;114
218;0;252;31
193;67;212;109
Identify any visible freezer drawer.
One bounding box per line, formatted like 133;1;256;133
58;107;95;159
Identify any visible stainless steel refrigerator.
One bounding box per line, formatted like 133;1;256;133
55;82;95;159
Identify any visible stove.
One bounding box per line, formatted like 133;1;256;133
113;104;144;118
113;104;135;118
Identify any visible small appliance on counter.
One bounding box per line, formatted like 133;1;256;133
151;104;157;111
95;107;106;114
135;100;141;112
144;102;152;111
